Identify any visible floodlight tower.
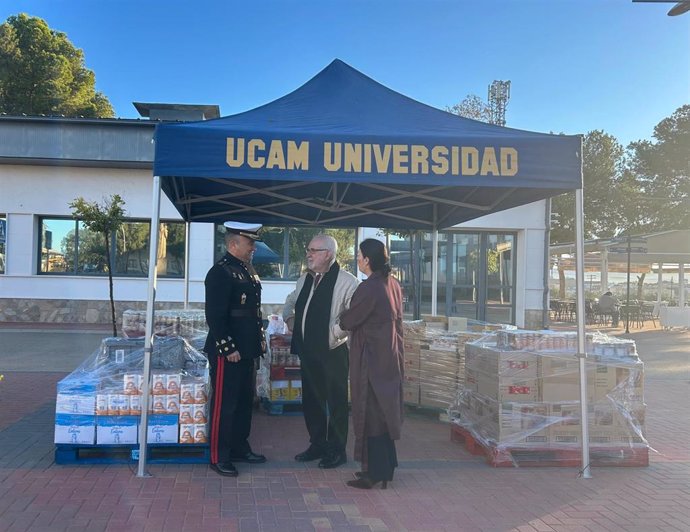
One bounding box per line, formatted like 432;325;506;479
488;80;511;127
631;1;690;17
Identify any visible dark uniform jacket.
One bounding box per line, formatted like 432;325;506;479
204;252;264;360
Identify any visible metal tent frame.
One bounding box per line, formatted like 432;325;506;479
136;60;589;478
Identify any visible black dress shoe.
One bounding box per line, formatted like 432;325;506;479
346;476;387;489
229;451;266;464
318;451;347;469
295;446;324;462
210;462;238;477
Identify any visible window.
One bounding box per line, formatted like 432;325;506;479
0;214;6;274
213;225;357;280
396;230;517;324
114;222;185;276
38;217;185;277
41;218;76;273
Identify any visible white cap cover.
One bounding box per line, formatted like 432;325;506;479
223;221;263;241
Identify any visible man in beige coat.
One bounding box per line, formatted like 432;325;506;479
283;234;359;469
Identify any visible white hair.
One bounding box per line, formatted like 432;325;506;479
312;234;337;265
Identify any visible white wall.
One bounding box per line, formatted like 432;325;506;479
0;164;548;320
458;201;548;328
0;165;180;218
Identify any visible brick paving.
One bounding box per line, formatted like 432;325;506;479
0;325;688;531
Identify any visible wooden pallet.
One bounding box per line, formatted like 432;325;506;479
450;424;648;468
55;443;210;465
261;398;303;416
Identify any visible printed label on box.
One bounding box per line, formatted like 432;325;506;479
167;374;181;395
96;415;138;444
179;404;194;424
179;423;195;444
180;383;195;404
193;424;208;443
54;414;96;444
192;404;208;424
194;382;208;404
55;393;96;415
166;394;180;414
147;414;178;444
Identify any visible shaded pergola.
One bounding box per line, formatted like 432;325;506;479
551;229;690;306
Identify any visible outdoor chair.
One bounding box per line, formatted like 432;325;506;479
640;304;657;328
585;300;596;325
593;303;616;327
620;305;643;329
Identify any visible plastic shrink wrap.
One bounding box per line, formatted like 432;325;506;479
258;316;301;403
55;335;210;446
402;317;516;412
121;309;208;341
450;330;646;464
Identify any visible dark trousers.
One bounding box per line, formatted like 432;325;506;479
300;343;349;454
367;434;398;482
208;356;255;464
364;386;397;481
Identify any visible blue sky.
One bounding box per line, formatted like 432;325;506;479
3;0;689;147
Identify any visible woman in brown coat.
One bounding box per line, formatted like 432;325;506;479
339;238;404;489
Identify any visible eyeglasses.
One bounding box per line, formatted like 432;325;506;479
305;247;328;254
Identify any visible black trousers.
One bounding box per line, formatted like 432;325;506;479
208;356;255;464
363;384;398;482
367;434;398;482
300;343;349;454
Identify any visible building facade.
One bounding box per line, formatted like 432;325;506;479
0;110;550;329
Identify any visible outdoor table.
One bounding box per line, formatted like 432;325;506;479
659;306;690;329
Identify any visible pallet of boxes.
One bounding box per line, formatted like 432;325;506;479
258;315;302;415
122;309;208;348
403;316;514;420
265;334;302;414
451;330;647;467
54;335;211;464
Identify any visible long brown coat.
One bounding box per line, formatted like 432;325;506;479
339;272;404;462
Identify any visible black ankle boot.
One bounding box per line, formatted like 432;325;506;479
346;475;387;490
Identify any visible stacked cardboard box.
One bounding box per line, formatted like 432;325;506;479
54;377;98;444
266;333;302;403
122;309;208;340
454;331;645;452
403;319;514;411
54;336;210;446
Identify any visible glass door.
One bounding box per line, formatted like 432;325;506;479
484;233;515;323
424;231;515;324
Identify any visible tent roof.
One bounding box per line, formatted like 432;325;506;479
154;59;582;229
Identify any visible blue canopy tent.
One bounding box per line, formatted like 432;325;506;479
139;59;591;478
154;59;580;229
253;241;280;264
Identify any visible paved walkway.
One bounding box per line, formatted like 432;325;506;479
0;323;688;531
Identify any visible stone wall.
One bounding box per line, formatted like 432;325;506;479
0;298;285;326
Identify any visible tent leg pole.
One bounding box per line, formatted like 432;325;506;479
184;221;191;309
575;187;591;479
137;175;162;478
431;228;438;316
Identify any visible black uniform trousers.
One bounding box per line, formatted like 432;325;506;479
208;355;255;464
300;343;349;454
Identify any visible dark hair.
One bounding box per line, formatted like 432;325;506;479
360;238;392;275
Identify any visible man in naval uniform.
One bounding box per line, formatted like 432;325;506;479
204;221;267;477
